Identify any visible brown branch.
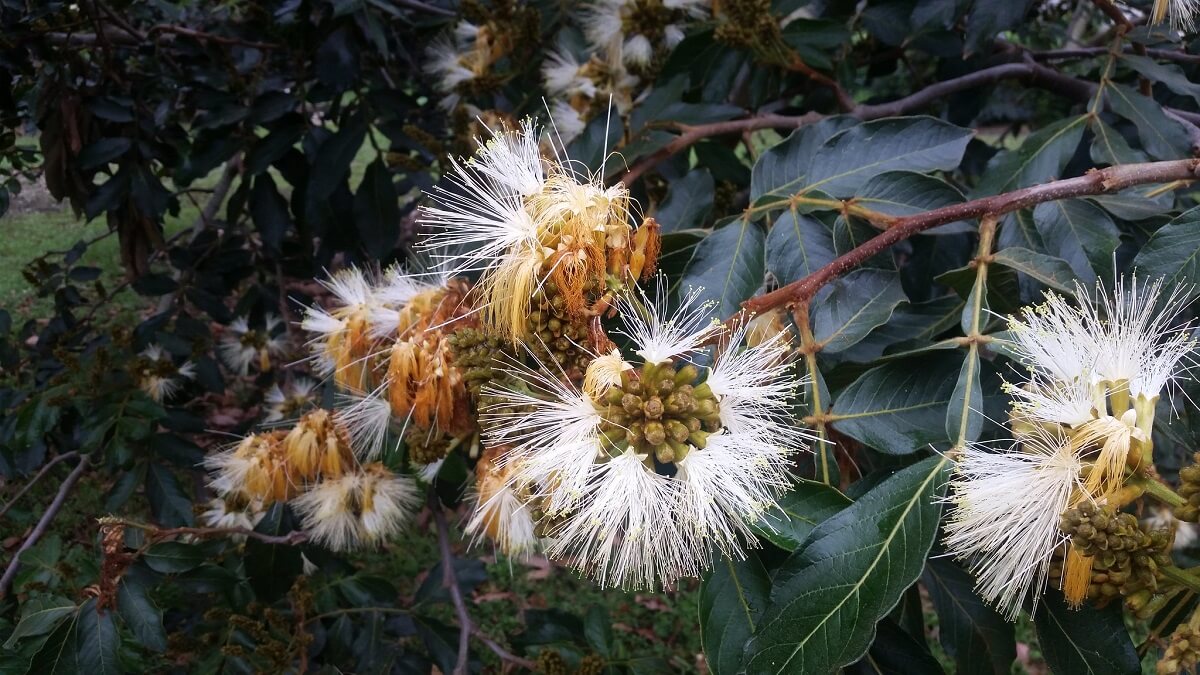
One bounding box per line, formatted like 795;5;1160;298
0;454;90;599
112;520;309;546
472;627;537;670
431;493;471;675
618;60;1095;185
741;158;1200;314
1030;45;1200;64
145;24;280;50
1091;0;1134;28
785;55;855;112
0;452;81;520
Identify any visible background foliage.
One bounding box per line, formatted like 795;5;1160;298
4;0;1200;673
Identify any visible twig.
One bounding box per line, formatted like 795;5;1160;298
472;627;537;670
1089;0;1153;94
740;158;1200;314
618;61;1091;185
145;24;280;51
112;519;309;546
0;454;90;599
431;492;471;675
0;452;81;520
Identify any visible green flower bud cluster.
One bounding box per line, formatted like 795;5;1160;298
1158;623;1200;675
596;361;721;464
448;327;508;395
1061;501;1172;614
713;0;785;60
406;429;454;466
1175;453;1200;523
537;649;569;675
534;649;607;675
575;654;607;675
527;282;593;381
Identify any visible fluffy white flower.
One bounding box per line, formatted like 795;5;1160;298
479;312;808;587
465;481;539;557
543;49;597;98
292;465;421;551
1004;374;1097;428
615;281;721;364
219;315;285;375
419;121;544;276
136;344;195;401
201;497;267;541
546;450;697;588
1006;276;1195;401
263;377;319;423
1154;0;1200;31
548;100;588;145
942;429;1084;621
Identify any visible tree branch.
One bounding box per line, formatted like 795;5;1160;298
0;452;81;520
0;454;90;599
740;158;1200;314
431;493;471;675
618;60;1097;185
110;519;309;546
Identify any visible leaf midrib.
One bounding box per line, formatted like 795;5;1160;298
775;457;948;671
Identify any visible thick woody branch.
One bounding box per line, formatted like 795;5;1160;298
741;158;1200;314
0;454;90;599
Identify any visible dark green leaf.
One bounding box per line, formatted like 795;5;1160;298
946;348;983;444
1090;118;1146;166
244;120;305;175
251;173;291;255
78;138;131;170
1033;590;1139;675
830;354;960;454
1032;199;1119;283
1122;54;1200;105
117;568;167;653
145;463;194;527
811;269;907;353
853;171;969;234
75;599;118;675
964;1;1032;55
750;479;852;551
744;456;950;673
845;619;945;675
1107;81;1192;160
751;117;859;203
245;503;303;601
143;541;204;574
681;218;765;319
990;247;1078;295
584;605;613;657
4;596;76;649
805;117;973;198
1132;206;1200;297
699;553;771;675
353;158;399;258
923;558;1014;675
765;208;836;286
973;116;1087;196
28;607;80;674
657;169;714;233
309;115;367;199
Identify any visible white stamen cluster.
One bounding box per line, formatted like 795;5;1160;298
479;286;810;588
945;276;1196;620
